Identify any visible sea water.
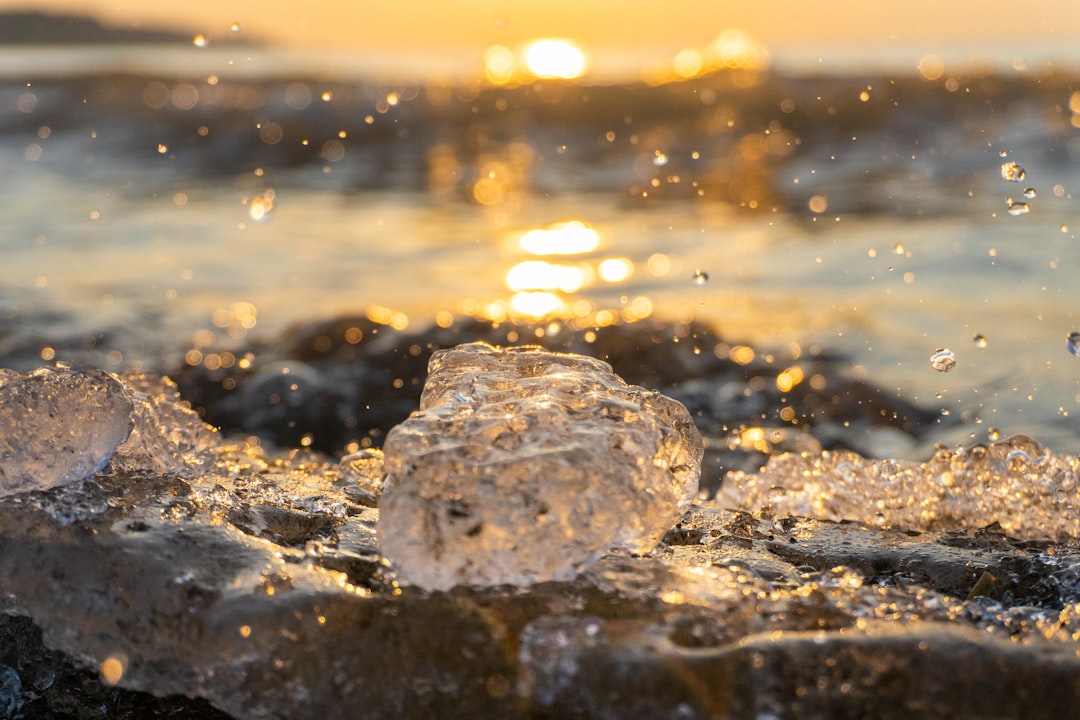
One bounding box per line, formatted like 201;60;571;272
2;47;1080;454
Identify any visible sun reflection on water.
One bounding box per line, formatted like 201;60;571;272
483;38;588;85
497;219;653;323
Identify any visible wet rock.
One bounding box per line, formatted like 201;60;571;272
379;342;704;590
0;614;232;720
0;439;1078;718
0;365;1074;719
170;316;940;458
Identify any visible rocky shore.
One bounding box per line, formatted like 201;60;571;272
1;316;1077;719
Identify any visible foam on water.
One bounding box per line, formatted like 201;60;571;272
720;435;1080;541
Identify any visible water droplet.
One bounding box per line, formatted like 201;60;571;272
998;150;1008;158
652;151;669;167
156;144;168;154
1067;331;1080;357
929;348;956;373
249;189;276;222
988;427;1001;441
692;270;709;285
1023;187;1037;199
1006;200;1030;216
973;334;988;348
193;34;208;48
1000;161;1026;182
230;22;241;33
893;243;905;255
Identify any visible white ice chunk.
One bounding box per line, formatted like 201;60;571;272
0;368;133;495
107;372;220;478
379;342;703;590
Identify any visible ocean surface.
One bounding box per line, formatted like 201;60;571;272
3;45;1080;455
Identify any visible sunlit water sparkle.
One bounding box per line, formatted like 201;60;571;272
4;56;1080;454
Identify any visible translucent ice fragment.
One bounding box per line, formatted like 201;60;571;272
379;342;703;590
720;435;1080;541
0;368;134;496
106;373;220;478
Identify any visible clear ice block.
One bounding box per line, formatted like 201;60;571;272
379;342;703;590
0;368;134;495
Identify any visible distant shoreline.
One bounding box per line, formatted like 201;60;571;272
0;11;250;47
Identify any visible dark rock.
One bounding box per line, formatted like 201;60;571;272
172;316;943;458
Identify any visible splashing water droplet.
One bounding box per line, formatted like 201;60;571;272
973;334;988;348
193;34;208;48
693;270;709;285
1067;331;1080;357
893;243;905;255
249;189;276;222
1023;187;1037;199
652;151;668;167
998;150;1008;158
1000;161;1026;182
230;22;241;33
987;427;1001;441
1006;200;1030;216
929;348;956;373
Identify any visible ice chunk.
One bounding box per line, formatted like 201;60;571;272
107;373;220;478
720;435;1080;541
0;368;134;495
379;341;703;590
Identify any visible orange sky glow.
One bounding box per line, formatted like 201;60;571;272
4;0;1079;78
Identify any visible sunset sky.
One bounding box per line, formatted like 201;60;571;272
4;0;1080;75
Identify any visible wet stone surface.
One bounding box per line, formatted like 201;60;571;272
0;327;1077;718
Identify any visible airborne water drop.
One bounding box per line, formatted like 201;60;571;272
693;270;709;285
1000;161;1026;182
1006;198;1030;216
1067;331;1080;357
929;348;956;372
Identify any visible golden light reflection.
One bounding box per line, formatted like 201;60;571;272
506;260;591;293
365;305;410;330
519;220;600;255
484;45;516;85
661;28;769;84
775;365;805;392
597;257;633;283
918;54;946;81
673;48;705;79
510;291;566;317
249;189;275;221
523;39;587;80
100;653;127;686
709;29;769;70
493;218;655;325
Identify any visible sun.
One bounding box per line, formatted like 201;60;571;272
523;39;587;80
